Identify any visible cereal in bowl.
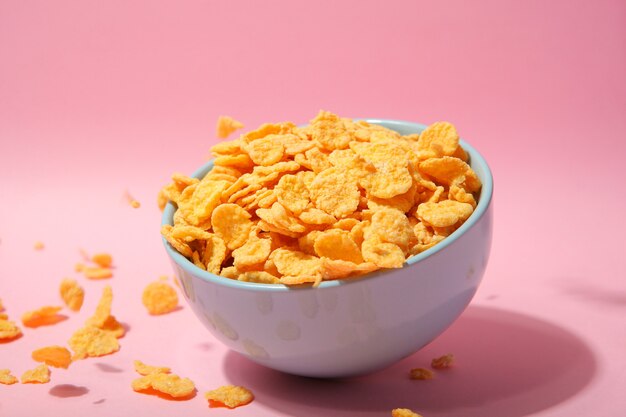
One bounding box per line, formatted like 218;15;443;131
160;111;481;285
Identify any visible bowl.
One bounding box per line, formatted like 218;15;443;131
162;119;493;378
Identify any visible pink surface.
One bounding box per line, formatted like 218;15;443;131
1;0;625;416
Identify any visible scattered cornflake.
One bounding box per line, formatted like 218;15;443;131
68;326;120;360
92;253;113;268
391;408;423;417
32;346;72;369
0;313;7;320
0;320;22;340
409;367;434;380
21;364;51;384
21;306;65;328
132;373;196;399
142;281;179;315
33;241;45;250
205;385;254;409
133;360;171;376
431;353;454;369
216;115;244;139
59;278;84;312
83;266;113;280
123;190;142;209
0;369;18;385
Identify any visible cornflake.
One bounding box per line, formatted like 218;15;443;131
159;112;481;286
216;115;244;139
21;364;51;384
32;346;72;369
21;306;66;328
205;385;254;408
133;360;171;376
142;281;179;315
409;367;434;380
0;369;18;385
132;373;196;399
431;353;454;369
391;408;423;417
68;326;120;360
0;319;22;340
60;278;84;312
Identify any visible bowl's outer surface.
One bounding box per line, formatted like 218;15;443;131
163;120;493;378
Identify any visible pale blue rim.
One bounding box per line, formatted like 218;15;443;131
161;119;493;292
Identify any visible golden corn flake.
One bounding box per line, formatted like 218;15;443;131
60;278;84;312
0;313;7;320
392;408;423;417
68;326;120;360
362;237;405;269
0;369;18;385
417;200;474;228
216;115;244;139
309;167;360;218
83;266;113;280
314;229;363;264
132;373;196;398
409;367;434;380
160;112;480;285
32;345;72;369
92;253;113;268
86;285;113;328
205;385;254;409
133;360;171;376
211;204;253;250
34;241;45;250
22;306;65;328
21;364;50;384
0;320;22;340
431;353;454;369
416;121;460;159
142;281;179;315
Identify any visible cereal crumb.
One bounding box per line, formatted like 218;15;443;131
21;364;51;384
34;241;45;250
431;353;454;369
409;367;434;380
68;326;120;360
205;385;254;408
83;266;113;280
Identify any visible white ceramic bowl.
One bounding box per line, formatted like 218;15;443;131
162;119;493;378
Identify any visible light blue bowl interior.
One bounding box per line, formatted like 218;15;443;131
162;119;493;291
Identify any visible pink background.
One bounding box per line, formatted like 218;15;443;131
1;1;625;416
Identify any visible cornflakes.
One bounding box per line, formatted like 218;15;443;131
205;385;254;408
21;306;65;328
32;346;72;369
0;319;22;340
60;278;84;312
216;115;244;139
392;408;423;417
409;367;434;380
133;360;171;376
142;281;179;315
92;253;113;268
68;326;120;359
21;364;50;384
431;353;454;369
34;241;45;250
132;373;196;398
160;112;481;285
0;369;18;385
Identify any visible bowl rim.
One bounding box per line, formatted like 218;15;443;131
161;119;493;292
